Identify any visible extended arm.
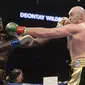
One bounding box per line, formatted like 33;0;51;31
24;24;80;38
19;35;50;47
0;35;34;53
6;22;81;39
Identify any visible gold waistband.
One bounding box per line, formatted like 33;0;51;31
70;58;85;68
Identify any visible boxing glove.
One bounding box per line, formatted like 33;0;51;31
18;35;34;46
9;35;33;48
6;22;25;34
57;17;69;27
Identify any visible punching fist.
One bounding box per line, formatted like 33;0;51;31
18;35;34;47
9;35;34;48
6;22;25;34
57;17;70;27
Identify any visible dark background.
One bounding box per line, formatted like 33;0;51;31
0;0;85;83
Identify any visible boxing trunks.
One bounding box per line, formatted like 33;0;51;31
68;58;85;85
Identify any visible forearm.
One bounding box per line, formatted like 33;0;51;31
0;39;20;53
24;27;54;38
24;27;68;38
30;37;50;47
0;34;35;52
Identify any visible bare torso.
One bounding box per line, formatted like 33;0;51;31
0;40;9;69
0;34;14;69
67;23;85;60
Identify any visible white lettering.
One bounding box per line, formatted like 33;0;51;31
20;12;24;18
20;12;62;22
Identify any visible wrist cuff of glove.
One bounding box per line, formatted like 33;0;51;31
17;26;25;34
10;39;20;48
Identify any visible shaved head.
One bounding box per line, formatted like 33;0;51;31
69;6;85;15
68;6;85;24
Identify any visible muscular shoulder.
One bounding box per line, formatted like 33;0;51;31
65;24;83;34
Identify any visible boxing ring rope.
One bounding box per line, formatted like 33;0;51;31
9;81;68;85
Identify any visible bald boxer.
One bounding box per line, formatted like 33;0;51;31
6;6;85;85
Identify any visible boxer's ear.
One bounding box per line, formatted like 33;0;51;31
79;14;83;20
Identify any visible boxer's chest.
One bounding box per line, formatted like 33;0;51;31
0;40;8;61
